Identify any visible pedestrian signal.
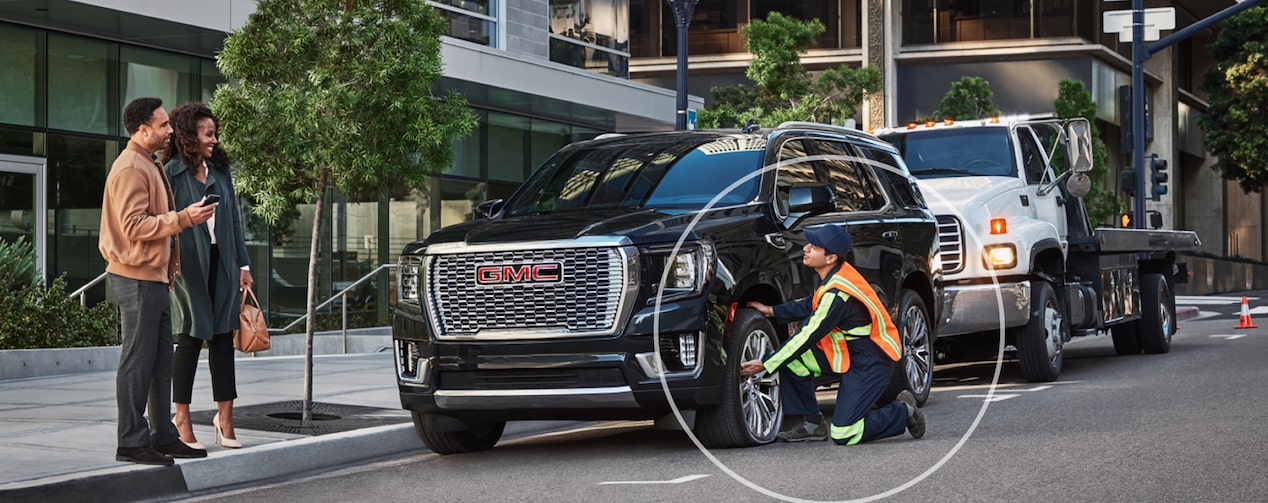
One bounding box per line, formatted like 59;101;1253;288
1119;212;1132;228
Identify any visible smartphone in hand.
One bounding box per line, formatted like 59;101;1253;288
202;194;222;206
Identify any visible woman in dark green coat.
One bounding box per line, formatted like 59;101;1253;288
162;103;253;450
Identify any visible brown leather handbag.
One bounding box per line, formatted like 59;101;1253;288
234;286;270;353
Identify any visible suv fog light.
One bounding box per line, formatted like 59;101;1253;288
678;333;697;367
395;340;429;385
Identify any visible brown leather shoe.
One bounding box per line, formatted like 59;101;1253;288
156;440;208;458
116;447;175;466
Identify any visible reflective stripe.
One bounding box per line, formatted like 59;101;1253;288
835;279;903;358
764;290;839;372
800;351;820;377
830;418;865;445
787;360;809;377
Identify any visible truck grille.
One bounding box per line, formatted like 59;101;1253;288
937;216;964;273
425;247;630;338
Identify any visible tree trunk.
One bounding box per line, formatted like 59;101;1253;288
302;173;327;425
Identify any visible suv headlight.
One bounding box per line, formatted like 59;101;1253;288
397;255;424;303
653;241;714;303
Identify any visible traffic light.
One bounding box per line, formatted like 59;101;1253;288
1149;154;1168;201
1120;168;1136;198
1119;212;1133;228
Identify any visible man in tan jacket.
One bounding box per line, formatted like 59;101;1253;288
100;97;217;466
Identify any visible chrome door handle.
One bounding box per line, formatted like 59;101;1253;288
882;231;899;240
765;233;788;249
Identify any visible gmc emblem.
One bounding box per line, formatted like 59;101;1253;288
475;263;562;285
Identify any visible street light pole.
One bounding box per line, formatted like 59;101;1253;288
667;0;699;130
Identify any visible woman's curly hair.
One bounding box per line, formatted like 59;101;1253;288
160;102;233;173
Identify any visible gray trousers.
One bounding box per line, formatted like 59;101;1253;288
110;274;179;448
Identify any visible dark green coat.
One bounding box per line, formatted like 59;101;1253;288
166;157;251;341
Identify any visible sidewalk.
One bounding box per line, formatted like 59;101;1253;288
0;351;423;502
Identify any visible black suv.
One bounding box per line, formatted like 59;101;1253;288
393;122;941;454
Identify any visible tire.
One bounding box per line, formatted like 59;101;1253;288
1111;320;1142;355
412;412;505;455
695;308;782;448
1016;281;1065;382
1139;274;1174;354
882;290;933;406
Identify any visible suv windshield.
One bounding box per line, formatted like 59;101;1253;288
502;135;766;217
882;128;1017;179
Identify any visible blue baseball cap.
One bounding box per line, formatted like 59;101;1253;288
805;225;852;259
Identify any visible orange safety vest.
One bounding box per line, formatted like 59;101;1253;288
808;262;902;373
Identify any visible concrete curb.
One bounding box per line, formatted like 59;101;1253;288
1177;306;1199;321
0;424;421;502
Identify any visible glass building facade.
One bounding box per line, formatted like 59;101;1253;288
0;4;667;331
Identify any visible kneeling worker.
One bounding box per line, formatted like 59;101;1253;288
741;224;926;444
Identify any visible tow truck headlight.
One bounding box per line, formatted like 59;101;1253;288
983;244;1017;270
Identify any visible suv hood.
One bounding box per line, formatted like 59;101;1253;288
915;176;1024;214
419;207;754;250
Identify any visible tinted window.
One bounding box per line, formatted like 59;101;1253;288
774;139;817;216
860;146;922;209
813;140;886;212
1016;126;1048;184
502;135;765;216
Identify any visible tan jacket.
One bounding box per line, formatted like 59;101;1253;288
98;140;193;283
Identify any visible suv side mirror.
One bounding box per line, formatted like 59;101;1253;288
785;183;835;226
474;199;504;219
1065;119;1094;173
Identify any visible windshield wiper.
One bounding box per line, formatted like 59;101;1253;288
914;167;976;176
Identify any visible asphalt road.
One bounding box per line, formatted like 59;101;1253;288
183;314;1268;502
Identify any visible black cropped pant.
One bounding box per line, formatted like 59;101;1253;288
172;244;238;404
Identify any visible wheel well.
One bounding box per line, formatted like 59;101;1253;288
1033;247;1065;279
901;273;936;321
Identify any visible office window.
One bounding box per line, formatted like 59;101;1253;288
201;58;225;103
549;0;630;77
661;0;739;56
752;0;841;49
46;134;115;303
429;0;497;46
48;34;112;135
449;109;484;178
120;46;197;120
0;24;42;128
488;112;529;182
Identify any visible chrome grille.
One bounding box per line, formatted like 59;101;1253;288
425;247;628;338
937;216;964;273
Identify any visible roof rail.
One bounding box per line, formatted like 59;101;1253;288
593;133;627;141
776;121;874;138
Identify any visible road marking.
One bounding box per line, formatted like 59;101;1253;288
958;394;1018;402
1211;334;1248;340
1177;295;1258;304
600;474;711;485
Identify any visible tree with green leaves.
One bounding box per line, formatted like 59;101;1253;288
214;0;476;422
1197;5;1268;193
1054;79;1118;226
697;12;880;128
932;76;1001;121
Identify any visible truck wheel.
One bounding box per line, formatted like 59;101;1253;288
1139;274;1174;354
1111;321;1142;355
411;412;505;455
882;290;933;406
1017;281;1065;382
696;308;781;448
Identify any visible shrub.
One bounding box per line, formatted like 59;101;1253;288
0;238;120;349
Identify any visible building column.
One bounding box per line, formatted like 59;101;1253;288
862;0;891;130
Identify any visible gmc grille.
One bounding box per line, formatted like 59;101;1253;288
937;216;964;273
425;247;632;339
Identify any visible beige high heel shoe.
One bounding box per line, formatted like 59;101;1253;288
212;413;243;449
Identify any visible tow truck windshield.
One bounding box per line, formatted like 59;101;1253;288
882;128;1018;179
502;135;765;217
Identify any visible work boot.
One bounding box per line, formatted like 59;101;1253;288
777;418;829;442
896;390;925;439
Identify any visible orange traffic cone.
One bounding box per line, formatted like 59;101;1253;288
1235;296;1258;329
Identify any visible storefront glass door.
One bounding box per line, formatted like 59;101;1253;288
0;154;47;277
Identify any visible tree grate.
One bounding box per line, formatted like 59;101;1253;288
189;401;410;436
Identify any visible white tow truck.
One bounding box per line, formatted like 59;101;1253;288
877;116;1201;382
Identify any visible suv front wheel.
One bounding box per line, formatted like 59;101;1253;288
695;308;782;448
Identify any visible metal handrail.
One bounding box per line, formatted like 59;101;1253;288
268;263;397;353
69;272;109;307
69;264;397;353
